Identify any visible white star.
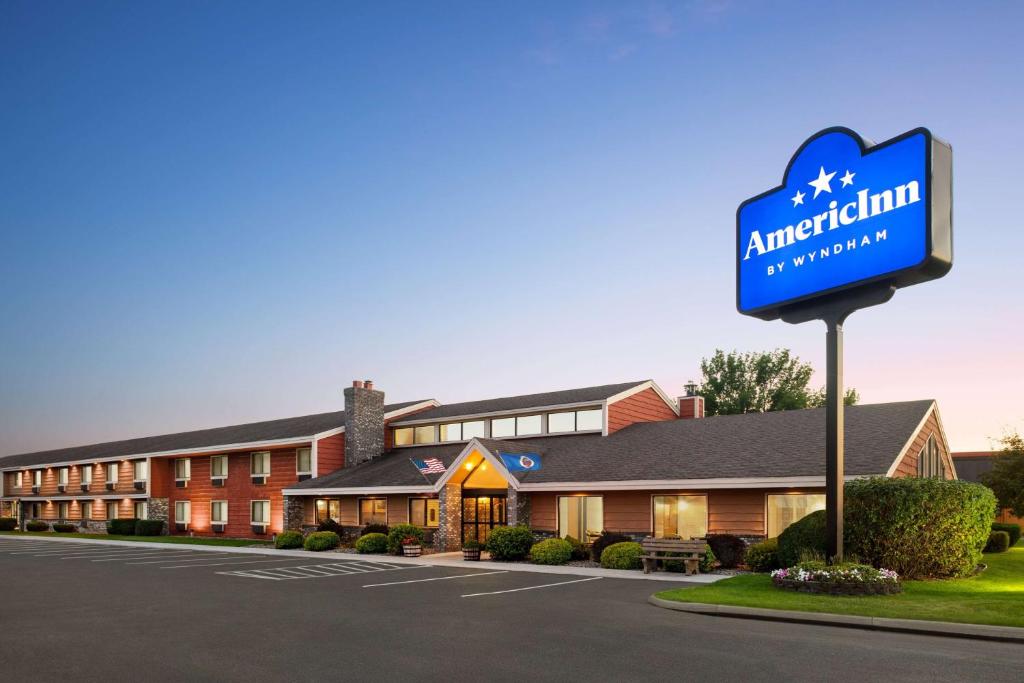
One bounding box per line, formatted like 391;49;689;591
808;166;837;199
791;189;805;207
840;170;855;187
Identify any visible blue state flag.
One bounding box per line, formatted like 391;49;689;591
499;452;541;472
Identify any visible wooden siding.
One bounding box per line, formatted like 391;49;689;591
316;433;345;476
607;387;676;435
891;409;955;479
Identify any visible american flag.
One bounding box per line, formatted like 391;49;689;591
413;457;446;475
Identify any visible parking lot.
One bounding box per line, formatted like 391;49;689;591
2;536;1022;681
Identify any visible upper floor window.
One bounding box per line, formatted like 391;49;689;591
33;470;42;487
174;459;191;481
438;420;486;442
211;455;228;478
492;415;542;438
106;462;118;483
81;465;92;485
394;426;437;446
132;460;148;482
296;448;312;475
548;408;603;434
918;435;945;479
14;471;23;488
58;467;69;486
251;451;271;477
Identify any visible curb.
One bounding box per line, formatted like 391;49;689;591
647;595;1024;644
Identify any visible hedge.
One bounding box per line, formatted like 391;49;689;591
304;531;341;552
53;523;77;533
317;519;345;536
744;538;781;572
530;538;572;565
106;518;138;536
563;535;588;561
777;509;827;567
355;532;388;554
26;520;49;532
0;517;17;531
386;523;424;555
486;525;534;561
275;530;304;549
707;534;746;569
135;520;165;536
590;531;631;563
985;530;1011;553
992;522;1021;547
600;541;643;570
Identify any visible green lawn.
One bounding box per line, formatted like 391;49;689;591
656;543;1024;628
0;530;271;547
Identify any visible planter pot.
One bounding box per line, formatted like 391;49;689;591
463;548;481;561
402;545;422;558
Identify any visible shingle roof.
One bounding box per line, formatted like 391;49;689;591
0;401;428;469
388;380;649;423
290;400;935;490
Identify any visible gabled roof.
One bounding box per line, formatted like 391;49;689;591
0;401;430;470
388;380;650;424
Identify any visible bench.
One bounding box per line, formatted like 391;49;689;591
640;537;706;575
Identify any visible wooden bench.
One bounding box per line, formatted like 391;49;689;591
640;537;706;575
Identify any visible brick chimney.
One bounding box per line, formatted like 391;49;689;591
344;379;385;467
678;380;705;419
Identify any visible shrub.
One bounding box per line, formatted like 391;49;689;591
563;535;588;561
304;531;340;552
386;524;424;555
26;520;49;532
486;525;535;561
590;531;631;563
463;539;481;550
530;538;572;565
600;541;643;570
135;520;165;536
361;523;389;536
0;517;17;531
845;477;996;579
707;534;746;569
985;530;1011;553
52;523;77;533
355;532;388;554
745;538;781;572
699;543;717;573
106;518;138;536
317;519;345;536
778;510;827;568
275;530;304;549
992;522;1022;547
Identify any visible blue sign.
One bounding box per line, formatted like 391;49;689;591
737;127;952;319
499;452;541;472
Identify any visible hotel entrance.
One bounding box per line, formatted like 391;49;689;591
461;493;506;545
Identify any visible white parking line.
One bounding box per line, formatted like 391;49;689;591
65;551;183;560
217;563;428;581
93;552;199;562
461;577;602;598
159;558;303;569
363;570;508;588
127;555;240;565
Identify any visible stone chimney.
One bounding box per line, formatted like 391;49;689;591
678;380;705;419
344;379;385;467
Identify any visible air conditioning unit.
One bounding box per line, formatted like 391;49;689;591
175;479;187;488
57;485;66;493
134;482;146;491
80;484;90;492
251;523;268;535
251;476;267;485
31;486;40;494
175;522;189;532
297;474;312;482
106;483;115;491
212;523;226;533
211;477;226;487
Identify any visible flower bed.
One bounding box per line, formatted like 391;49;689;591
771;562;901;596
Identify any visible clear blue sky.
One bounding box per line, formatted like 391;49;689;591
2;1;1021;454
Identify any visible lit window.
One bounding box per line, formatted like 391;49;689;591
296;448;312;475
548;412;576;433
210;455;228;478
105;463;118;484
359;498;387;525
409;498;440;528
558;496;604;541
440;423;462;442
33;470;42;487
414;426;436;445
175;501;191;525
250;452;271;477
58;468;69;486
652;495;708;539
394;427;414;446
81;501;93;520
211;500;228;524
251;500;270;525
81;466;92;485
766;494;826;538
14;472;23;488
491;417;515;438
133;460;147;482
174;459;191;481
516;415;542;436
134;501;147;520
462;420;486;439
315;498;341;523
917;435;945;479
576;408;603;431
58;501;69;519
106;502;119;520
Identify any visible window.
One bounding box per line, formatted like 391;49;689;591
174;459;191;481
409;498;440;528
210;455;228;478
33;470;42;487
296;448;312;475
576;408;603;431
358;498;387;525
440;423;462;442
81;501;92;520
917;435;945;479
652;495;708;539
174;501;190;525
132;460;147;482
766;494;825;538
548;412;575;433
106;502;118;520
58;502;69;519
251;500;270;525
491;417;515;438
393;427;414;446
516;415;542;436
58;467;69;486
250;451;271;477
549;408;604;434
81;465;92;485
106;462;118;484
315;498;341;523
558;496;604;541
134;501;147;520
31;503;41;518
414;426;436;445
211;500;228;524
14;472;22;488
463;420;485;439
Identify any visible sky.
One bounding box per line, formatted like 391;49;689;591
2;0;1022;455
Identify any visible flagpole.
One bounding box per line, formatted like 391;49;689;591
409;458;434;485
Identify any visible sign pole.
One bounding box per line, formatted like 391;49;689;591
824;313;845;563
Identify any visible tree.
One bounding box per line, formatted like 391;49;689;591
980;433;1024;518
807;386;861;408
699;349;858;416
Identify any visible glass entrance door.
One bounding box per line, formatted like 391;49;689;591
462;494;506;545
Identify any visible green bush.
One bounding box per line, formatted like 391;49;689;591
317;519;345;536
707;534;746;569
563;535;588;561
26;520;49;531
992;522;1022;547
530;538;572;565
985;530;1011;553
486;525;535;561
134;520;165;536
355;532;388;554
0;517;17;531
845;477;996;579
590;531;631;563
386;523;424;555
304;531;340;552
778;510;827;567
699;543;717;573
106;518;138;535
275;530;304;549
745;538;781;572
600;541;643;570
361;523;389;536
52;523;77;533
